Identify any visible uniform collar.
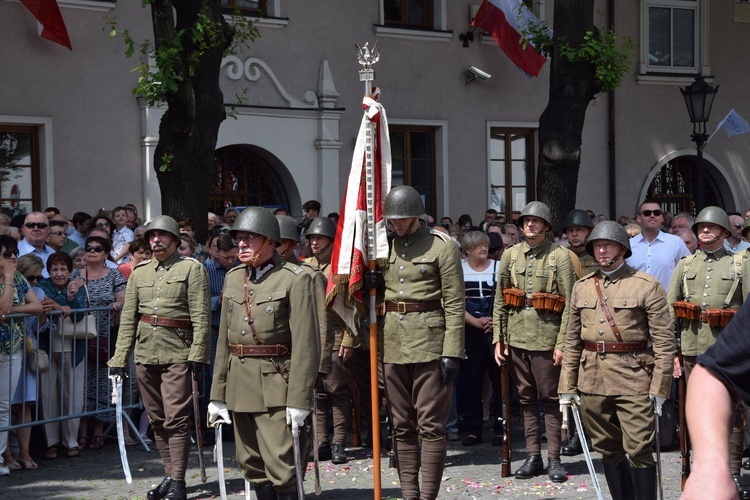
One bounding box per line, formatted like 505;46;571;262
523;237;551;256
702;246;728;260
153;250;181;270
597;263;631;284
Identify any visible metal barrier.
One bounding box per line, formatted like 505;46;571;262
0;307;145;449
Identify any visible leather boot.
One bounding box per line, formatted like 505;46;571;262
394;439;420;500
561;432;583;456
547;458;568;483
331;443;348;464
317;441;332;461
276;491;298;500
254;483;279;500
733;474;750;500
420;438;447;500
147;475;172;500
514;455;544;479
630;464;656;500
603;462;634;500
163;479;187;500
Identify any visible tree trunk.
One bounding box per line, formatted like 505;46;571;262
537;0;598;231
151;0;231;245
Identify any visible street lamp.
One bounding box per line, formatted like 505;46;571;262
681;76;718;213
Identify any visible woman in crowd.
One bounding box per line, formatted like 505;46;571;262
0;235;42;476
459;231;499;447
178;219;205;261
117;238;151;281
177;234;196;258
70;246;86;271
38;252;87;459
71;236;126;449
91;215;114;239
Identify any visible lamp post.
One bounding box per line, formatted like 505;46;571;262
681;76;718;213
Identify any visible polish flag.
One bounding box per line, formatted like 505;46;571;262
21;0;72;50
472;0;547;78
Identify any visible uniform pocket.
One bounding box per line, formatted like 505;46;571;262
611;298;640;329
260;362;288;408
411;254;439;282
135;279;155;303
576;297;597;326
163;273;188;299
255;289;288;326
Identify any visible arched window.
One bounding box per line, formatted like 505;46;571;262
646;154;724;216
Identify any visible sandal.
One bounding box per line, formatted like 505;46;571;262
87;435;104;450
17;458;38;470
44;445;60;460
78;437;88;449
66;447;80;458
4;460;21;471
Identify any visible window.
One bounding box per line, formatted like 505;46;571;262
489;129;535;222
390;126;436;217
646;154;723;216
0;126;40;217
384;0;433;28
639;0;709;77
220;0;266;15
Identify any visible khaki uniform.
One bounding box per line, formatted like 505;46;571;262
380;225;465;500
571;248;600;277
492;238;576;460
109;252;210;482
559;264;675;466
210;253;319;492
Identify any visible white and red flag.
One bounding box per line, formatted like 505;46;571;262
326;89;391;337
21;0;72;50
472;0;547;78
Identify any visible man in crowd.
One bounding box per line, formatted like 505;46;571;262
669;212;694;234
480;209;498;231
505;224;520;245
109;215;210;500
370;185;465;500
223;207;239;227
667;206;749;498
675;228;698;254
724;212;750;253
563;209;599;277
626;200;691;292
305;216;357;465
48;213;78;253
18;212;55;276
209;207;318;500
559;221;675;499
69;211;92;247
493;201;577;483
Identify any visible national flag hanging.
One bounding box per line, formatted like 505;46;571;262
472;0;548;78
20;0;72;50
326;89;392;337
716;109;750;138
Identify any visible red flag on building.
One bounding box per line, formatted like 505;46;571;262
21;0;72;50
326;88;391;337
472;0;547;77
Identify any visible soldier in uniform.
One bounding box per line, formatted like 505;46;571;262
666;206;749;498
373;185;465;500
108;215;210;500
559;221;674;499
208;207;319;500
560;209;600;456
492;201;576;482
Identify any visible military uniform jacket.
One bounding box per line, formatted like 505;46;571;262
305;255;358;351
492;239;576;351
573;250;600;277
109;252;210;367
210;253;320;412
667;247;744;357
558;264;675;398
381;225;465;364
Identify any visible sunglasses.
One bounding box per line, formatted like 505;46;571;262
85;245;106;253
24;222;49;229
49;231;65;236
1;250;18;259
26;275;43;283
96;222;111;228
639;210;662;217
734;224;744;229
49;220;67;227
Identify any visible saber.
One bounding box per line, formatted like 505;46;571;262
215;424;227;500
570;402;604;500
245;479;254;500
561;402;569;443
654;403;664;500
112;375;132;484
291;425;306;500
312;395;321;494
192;369;207;483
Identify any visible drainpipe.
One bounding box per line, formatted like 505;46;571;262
608;0;617;220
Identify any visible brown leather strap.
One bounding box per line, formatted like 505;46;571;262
593;275;624;342
384;300;443;313
584;341;648;353
525;297;534;308
229;343;291;357
140;315;192;329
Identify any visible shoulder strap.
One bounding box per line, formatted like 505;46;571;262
721;253;744;308
593;275;623;342
545;246;557;293
681;254;697;300
566;248;583;279
508;245;521;289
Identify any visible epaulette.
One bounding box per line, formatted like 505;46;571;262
281;261;304;275
179;256;201;264
135;259;151;268
429;229;452;244
226;265;245;276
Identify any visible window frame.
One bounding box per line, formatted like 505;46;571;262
375;0;450;42
487;126;537;223
0;124;42;216
389;125;437;218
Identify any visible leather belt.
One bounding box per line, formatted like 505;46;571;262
140;315;192;329
384;300;443;314
229;343;291;357
525;297;534;308
584;341;648;353
699;311;708;323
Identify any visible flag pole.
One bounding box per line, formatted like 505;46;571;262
357;40;382;500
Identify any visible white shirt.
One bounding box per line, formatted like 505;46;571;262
17;239;55;278
724;239;750;254
625;231;691;292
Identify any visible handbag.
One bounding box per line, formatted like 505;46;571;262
59;314;98;340
26;336;50;374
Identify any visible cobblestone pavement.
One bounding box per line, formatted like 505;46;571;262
1;421;697;499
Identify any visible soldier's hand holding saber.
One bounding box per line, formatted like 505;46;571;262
649;394;666;416
559;393;581;413
286;407;310;433
208;400;232;426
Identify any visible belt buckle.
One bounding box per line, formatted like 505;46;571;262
397;302;407;314
149;315;158;326
596;341;606;354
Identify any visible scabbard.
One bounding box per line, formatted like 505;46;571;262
216;424;227;500
192;369;207;483
292;427;305;499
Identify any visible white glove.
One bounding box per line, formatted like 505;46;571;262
559;393;581;412
649;394;666;416
286;407;310;434
207;400;231;426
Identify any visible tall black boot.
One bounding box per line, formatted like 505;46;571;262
603;462;634;500
147;475;172;500
163;479;187;500
630;464;656;500
254;483;279;500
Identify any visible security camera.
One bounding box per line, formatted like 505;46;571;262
465;65;491;84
